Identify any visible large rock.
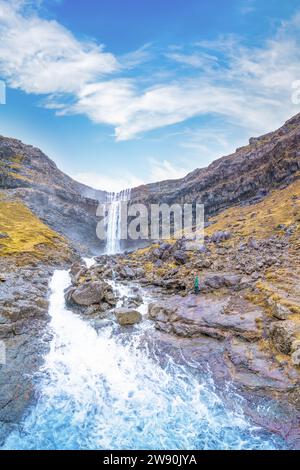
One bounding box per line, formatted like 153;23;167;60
269;321;300;354
68;280;110;306
148;295;263;341
114;307;142;325
173;250;188;265
118;266;136;279
210;231;231;244
268;299;291;320
202;274;242;291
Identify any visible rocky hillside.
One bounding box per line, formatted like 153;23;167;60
0;136;107;254
1;113;300;254
130;113;300;216
73;177;299;445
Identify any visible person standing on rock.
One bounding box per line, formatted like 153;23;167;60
194;275;200;295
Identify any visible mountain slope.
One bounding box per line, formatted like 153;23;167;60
130;113;300;216
0;136;107;253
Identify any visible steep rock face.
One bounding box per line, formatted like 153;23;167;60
0;136;107;254
130;113;300;215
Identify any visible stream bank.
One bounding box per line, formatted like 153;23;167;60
1;261;291;450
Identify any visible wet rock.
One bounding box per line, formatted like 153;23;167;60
68;280;111;306
84;305;108;317
93;319;112;330
269;321;300;354
114;307;142;325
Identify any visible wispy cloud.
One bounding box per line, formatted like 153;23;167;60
149;158;188;181
165;51;218;69
239;0;256;15
0;0;300;142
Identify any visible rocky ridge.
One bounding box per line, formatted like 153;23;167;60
130;113;300;218
0;135;106;254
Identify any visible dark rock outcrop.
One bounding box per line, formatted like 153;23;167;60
130;113;300;222
0;136;107;254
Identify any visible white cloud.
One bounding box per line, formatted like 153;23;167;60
239;0;256;15
149;158;188;181
165;52;218;69
0;0;300;142
0;0;118;94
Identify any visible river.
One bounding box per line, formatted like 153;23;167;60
2;267;286;450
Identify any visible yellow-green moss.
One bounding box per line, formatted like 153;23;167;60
204;178;300;241
0;200;71;264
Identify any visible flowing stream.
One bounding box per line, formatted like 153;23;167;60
2;191;287;450
3;267;285;450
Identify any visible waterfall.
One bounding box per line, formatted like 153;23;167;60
2;269;285;450
106;189;131;255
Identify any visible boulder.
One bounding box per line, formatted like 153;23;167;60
194;259;212;269
202;274;242;291
135;267;145;278
183;241;205;252
70;262;85;277
148;303;178;323
148;296;263;341
248;238;260;250
269;321;300;354
291;348;300;367
210;231;231;244
268;299;290;320
173;250;188;265
154;259;163;268
68;280;110;306
223;275;242;287
114;307;142;325
119;266;136;279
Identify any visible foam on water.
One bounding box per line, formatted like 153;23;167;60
3;270;285;450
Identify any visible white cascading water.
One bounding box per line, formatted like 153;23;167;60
2;268;285;450
1;190;286;450
106;189;131;255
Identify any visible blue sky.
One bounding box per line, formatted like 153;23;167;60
0;0;300;191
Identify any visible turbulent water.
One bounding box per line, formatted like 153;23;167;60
2;269;286;450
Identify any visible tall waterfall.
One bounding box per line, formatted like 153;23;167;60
106;189;131;255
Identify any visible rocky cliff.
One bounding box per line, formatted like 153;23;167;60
130;113;300;216
0;136;107;254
